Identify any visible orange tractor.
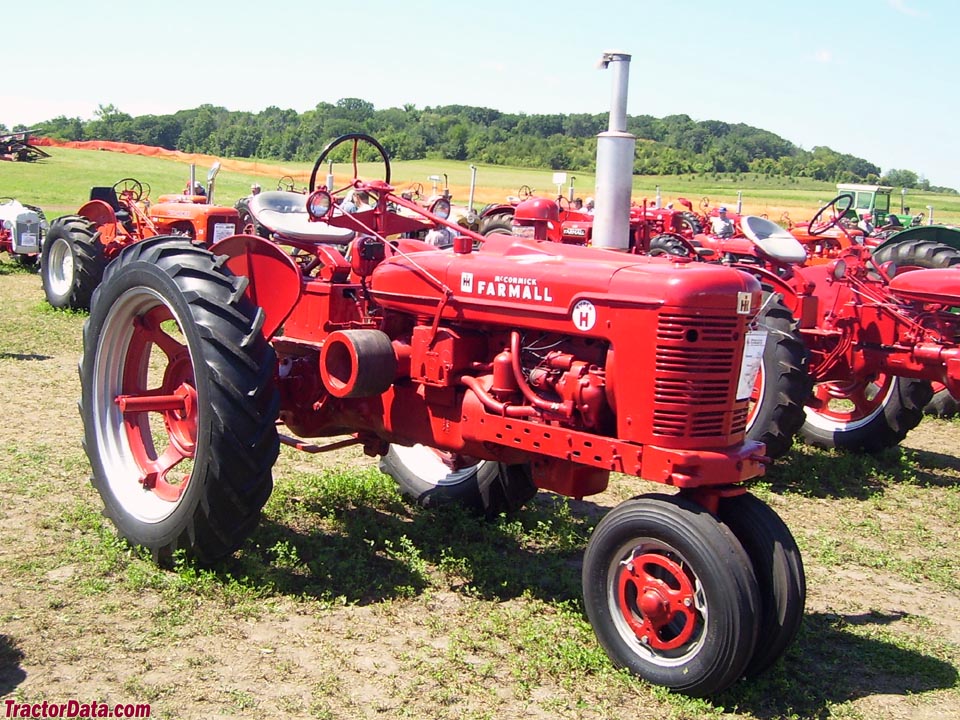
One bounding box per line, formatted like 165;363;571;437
41;164;239;309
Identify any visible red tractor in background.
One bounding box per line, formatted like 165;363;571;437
42;163;238;310
79;57;805;697
630;192;960;435
510;178;960;459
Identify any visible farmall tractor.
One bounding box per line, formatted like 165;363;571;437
42;164;238;310
0;198;48;266
79;54;805;697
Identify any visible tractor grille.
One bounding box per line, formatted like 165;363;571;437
17;220;41;238
653;313;743;438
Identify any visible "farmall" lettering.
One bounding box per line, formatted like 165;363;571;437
477;277;553;302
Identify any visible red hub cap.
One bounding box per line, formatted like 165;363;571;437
617;551;698;651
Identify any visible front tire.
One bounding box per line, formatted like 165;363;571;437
41;215;106;309
582;494;759;697
379;445;536;517
80;236;280;563
717;493;805;677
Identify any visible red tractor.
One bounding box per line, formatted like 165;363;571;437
733;204;960;453
79;99;805;698
638;193;960;443
41;164;239;310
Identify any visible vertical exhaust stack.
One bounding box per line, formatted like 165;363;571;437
592;51;636;250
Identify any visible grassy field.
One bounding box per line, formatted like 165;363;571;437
2;147;959;226
0;150;959;718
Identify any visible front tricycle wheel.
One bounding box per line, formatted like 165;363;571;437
582;493;760;696
80;237;280;563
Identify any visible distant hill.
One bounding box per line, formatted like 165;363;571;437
9;99;955;194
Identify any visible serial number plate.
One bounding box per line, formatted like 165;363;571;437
212;223;236;242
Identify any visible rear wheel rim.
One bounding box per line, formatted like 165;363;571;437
47;237;74;297
92;287;199;522
804;374;896;430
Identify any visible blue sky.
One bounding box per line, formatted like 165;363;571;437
4;0;958;190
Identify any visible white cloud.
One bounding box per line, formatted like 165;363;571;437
889;0;923;17
814;49;833;64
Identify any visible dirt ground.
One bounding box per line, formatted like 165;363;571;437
0;268;958;720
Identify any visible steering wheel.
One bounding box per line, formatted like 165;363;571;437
277;175;297;192
518;184;534;199
113;178;144;202
699;196;710;212
308;133;391;192
807;193;854;236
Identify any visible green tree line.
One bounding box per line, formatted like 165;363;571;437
9;99;955;193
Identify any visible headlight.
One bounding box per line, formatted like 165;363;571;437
307;190;332;220
430;198;451;220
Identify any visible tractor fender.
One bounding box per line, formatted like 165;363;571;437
77;199;117;228
875;225;960;253
210;234;302;340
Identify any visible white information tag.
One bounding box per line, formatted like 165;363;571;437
736;330;767;400
213;223;236;242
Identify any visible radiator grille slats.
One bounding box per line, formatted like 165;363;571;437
653;313;743;438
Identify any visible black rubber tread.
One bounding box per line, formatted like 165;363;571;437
717;493;805;678
647;233;693;257
747;293;812;459
379;447;536;518
582;493;759;697
41;215;106;310
799;376;932;453
924;388;958;418
871;239;960;269
81;236;280;563
678;211;703;236
479;215;515;236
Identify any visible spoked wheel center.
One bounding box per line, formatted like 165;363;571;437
112;302;198;504
807;374;893;424
617;548;699;651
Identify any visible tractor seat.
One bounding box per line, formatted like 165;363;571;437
89;186;122;211
740;215;807;264
248;190;355;244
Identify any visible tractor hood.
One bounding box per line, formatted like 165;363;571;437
369;234;760;336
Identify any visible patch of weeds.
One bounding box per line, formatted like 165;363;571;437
768;444;916;500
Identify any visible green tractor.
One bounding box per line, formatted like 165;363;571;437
836;183;922;227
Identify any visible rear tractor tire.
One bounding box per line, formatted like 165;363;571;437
41;215;106;310
746;293;811;459
80;236;280;563
379;445;536;518
800;374;932;453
